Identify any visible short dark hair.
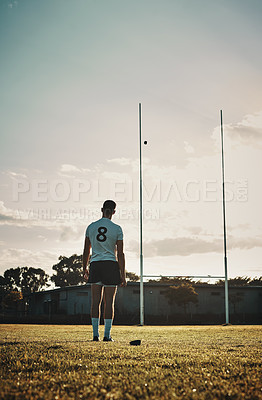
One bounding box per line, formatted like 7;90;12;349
102;200;116;212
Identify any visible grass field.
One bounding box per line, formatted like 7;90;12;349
0;325;261;399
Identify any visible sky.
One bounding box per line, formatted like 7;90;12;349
0;0;262;282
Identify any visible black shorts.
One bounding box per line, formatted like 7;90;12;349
88;260;122;286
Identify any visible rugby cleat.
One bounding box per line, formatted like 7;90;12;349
93;336;100;341
103;337;114;342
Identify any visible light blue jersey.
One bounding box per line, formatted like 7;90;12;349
86;217;123;262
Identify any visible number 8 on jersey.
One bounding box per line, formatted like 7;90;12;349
96;227;107;242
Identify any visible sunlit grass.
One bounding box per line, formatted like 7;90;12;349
0;325;261;399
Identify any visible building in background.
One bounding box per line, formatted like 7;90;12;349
11;282;261;325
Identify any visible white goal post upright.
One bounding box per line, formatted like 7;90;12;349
139;103;144;326
220;110;230;324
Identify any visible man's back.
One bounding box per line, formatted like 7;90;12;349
86;217;123;262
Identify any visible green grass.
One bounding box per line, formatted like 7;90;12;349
0;325;262;399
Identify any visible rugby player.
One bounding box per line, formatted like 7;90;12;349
83;200;126;341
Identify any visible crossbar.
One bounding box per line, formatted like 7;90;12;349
143;275;225;279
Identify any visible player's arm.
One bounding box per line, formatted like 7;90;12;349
116;239;126;287
83;236;91;281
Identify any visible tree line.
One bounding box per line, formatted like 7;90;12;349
0;253;261;312
0;254;140;296
0;254;140;310
1;254;261;296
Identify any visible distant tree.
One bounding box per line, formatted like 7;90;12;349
21;267;50;295
193;280;211;286
215;279;226;286
1;268;21;292
51;254;84;287
165;283;198;313
0;267;49;295
126;272;140;282
215;277;251;286
1;290;23;311
149;276;193;285
249;277;262;286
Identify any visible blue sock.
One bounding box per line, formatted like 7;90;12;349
92;318;99;338
104;319;113;338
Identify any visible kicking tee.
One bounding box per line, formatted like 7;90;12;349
86;217;123;262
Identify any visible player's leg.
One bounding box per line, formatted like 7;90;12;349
103;286;117;340
91;283;104;340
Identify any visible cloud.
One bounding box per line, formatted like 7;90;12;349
107;158;133;166
184;141;195;154
0;201;44;227
0;248;58;275
0;214;16;222
60;164;82;173
227;223;250;233
37;235;48;242
59;226;82;242
0;201;86;235
0;201;19;224
101;171;132;181
145;237;223;257
58;164;91;177
186;226;203;235
229;236;262;251
5;170;27;179
106;158;139;174
129;235;262;257
226;112;262;148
